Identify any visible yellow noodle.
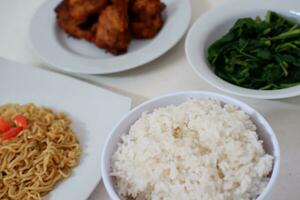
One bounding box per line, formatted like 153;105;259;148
0;104;81;200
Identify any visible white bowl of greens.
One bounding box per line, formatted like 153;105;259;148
185;0;300;99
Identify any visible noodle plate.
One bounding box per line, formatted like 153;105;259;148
0;104;81;200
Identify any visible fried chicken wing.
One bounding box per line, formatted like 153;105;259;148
130;0;165;20
55;0;167;55
67;0;109;23
55;1;95;41
129;0;165;38
130;13;164;39
94;0;131;55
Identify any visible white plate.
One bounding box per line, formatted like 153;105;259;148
185;0;300;99
0;58;131;200
30;0;191;74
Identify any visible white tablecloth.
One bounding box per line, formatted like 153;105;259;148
0;0;299;199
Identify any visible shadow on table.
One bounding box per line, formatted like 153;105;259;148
258;103;300;200
277;95;300;106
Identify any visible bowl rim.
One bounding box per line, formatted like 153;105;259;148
185;0;300;99
101;91;281;200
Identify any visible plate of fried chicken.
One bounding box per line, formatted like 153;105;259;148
30;0;191;74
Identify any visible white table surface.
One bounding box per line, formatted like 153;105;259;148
0;0;299;199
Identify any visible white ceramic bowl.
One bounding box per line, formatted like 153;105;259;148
101;91;280;200
185;0;300;99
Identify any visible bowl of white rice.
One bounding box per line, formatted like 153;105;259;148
101;91;280;200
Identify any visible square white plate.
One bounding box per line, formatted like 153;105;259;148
0;58;131;200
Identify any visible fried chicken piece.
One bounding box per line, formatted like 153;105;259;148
130;14;163;39
94;0;131;55
130;0;165;20
67;0;109;23
129;0;166;38
55;1;95;42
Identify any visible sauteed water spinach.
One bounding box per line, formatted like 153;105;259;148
208;11;300;90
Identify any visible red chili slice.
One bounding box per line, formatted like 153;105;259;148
14;115;28;129
2;127;23;141
0;119;10;132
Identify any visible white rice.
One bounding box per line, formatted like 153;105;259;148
111;99;273;200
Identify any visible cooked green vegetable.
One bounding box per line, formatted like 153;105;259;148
207;11;300;90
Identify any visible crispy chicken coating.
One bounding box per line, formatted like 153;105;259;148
67;0;109;23
130;14;164;39
55;0;166;55
55;1;95;41
129;0;166;38
130;0;165;20
94;0;131;55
